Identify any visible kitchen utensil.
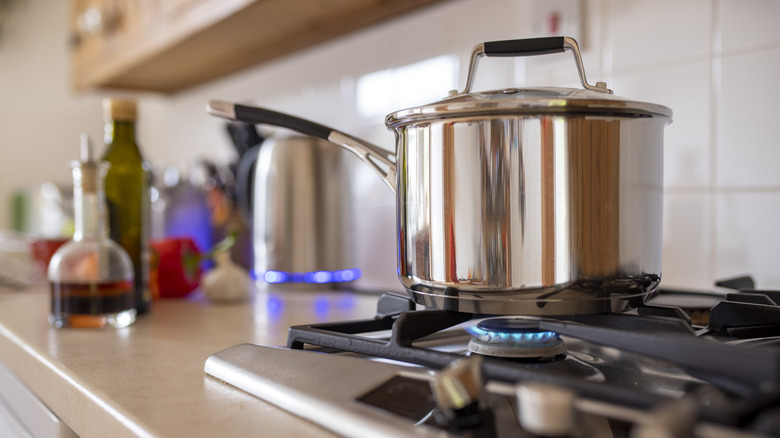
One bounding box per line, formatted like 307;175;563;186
208;36;672;315
228;122;264;229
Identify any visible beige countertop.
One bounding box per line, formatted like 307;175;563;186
0;284;381;437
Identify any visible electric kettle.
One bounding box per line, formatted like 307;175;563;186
238;135;358;287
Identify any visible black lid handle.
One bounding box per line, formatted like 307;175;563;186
483;36;567;57
458;36;612;95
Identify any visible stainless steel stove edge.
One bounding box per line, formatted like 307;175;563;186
204;344;447;438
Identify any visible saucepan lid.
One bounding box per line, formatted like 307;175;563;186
386;37;672;127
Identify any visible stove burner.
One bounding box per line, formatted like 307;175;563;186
467;318;567;359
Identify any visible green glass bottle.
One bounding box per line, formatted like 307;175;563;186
102;98;152;315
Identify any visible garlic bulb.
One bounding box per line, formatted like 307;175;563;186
202;250;253;302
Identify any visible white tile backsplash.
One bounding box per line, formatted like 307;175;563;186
611;60;711;188
718;0;780;52
715;192;780;288
518;3;603;90
522;50;591;89
2;0;780;292
717;47;780;188
348;156;400;292
604;0;712;72
662;192;712;289
0;102;104;212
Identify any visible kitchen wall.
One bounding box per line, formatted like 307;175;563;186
1;0;778;291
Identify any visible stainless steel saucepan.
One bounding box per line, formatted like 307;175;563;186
208;36;672;316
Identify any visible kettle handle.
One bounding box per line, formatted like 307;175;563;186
207;101;397;192
235;143;261;229
459;36;612;95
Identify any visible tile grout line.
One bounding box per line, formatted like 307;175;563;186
708;0;721;287
600;0;612;80
719;40;780;58
665;186;780;195
606;40;780;79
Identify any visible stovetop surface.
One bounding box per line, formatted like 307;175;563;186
205;276;780;438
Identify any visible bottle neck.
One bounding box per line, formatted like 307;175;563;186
104;120;137;146
72;168;108;241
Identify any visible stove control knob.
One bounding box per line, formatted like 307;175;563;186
517;383;575;437
633;397;697;438
430;356;495;434
430;355;484;417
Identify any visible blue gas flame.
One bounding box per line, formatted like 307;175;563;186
260;268;362;284
467;324;560;347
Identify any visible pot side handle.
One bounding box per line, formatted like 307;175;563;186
207;101;397;192
460;36;613;95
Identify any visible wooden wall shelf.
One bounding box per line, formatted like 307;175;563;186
71;0;447;94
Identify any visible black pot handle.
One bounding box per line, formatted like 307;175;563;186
207;101;398;192
232;104;332;140
459;36;612;95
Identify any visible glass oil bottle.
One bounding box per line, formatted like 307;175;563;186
48;134;136;328
102;98;152;315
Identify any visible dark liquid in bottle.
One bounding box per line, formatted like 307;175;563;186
51;280;135;316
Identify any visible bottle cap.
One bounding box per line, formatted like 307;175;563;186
103;98;137;122
71;134;103;193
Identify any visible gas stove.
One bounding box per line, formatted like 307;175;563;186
205;276;780;437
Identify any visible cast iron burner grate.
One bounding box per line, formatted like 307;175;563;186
287;276;780;433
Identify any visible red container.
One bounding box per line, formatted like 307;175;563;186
150;237;202;298
29;237;69;277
